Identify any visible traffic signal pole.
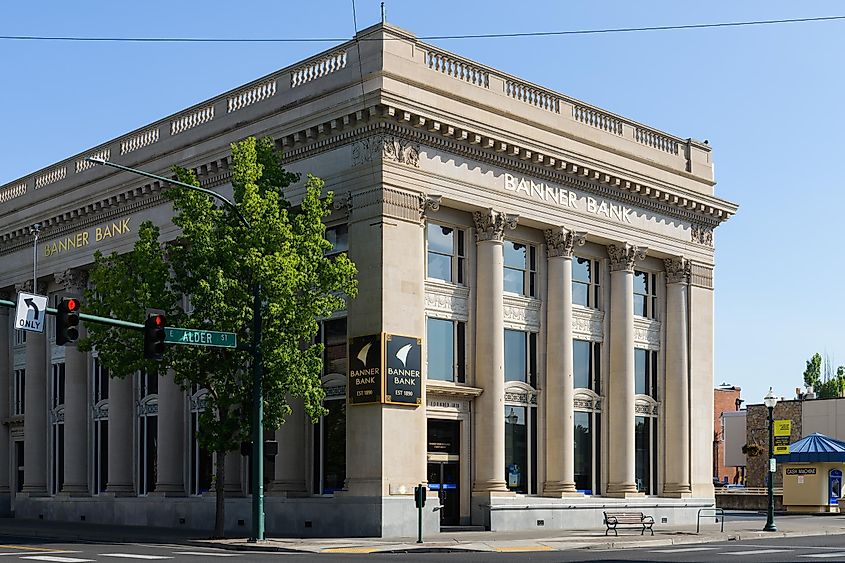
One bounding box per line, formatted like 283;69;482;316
0;298;144;331
85;157;266;542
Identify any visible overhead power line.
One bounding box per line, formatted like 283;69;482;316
1;15;843;43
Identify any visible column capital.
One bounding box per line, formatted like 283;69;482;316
473;208;518;242
664;257;691;284
15;280;48;294
607;243;648;272
55;269;89;293
419;194;442;221
544;227;587;259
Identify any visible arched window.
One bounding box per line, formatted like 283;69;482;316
504;381;538;495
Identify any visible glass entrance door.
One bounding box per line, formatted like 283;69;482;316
427;460;460;525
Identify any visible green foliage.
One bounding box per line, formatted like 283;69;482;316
802;352;845;399
81;136;357;457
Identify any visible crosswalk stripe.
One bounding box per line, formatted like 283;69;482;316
650;547;720;553
172;553;239;557
99;556;173;560
799;554;845;559
20;557;95;563
723;549;794;555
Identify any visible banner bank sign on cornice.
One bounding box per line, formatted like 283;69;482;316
504;173;633;224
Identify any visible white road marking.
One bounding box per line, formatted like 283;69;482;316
20;557;95;563
99;556;173;560
800;554;845;559
172;553;240;557
723;549;794;555
650;547;720;553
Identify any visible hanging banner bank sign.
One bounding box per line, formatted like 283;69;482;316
503;173;634;224
348;333;422;407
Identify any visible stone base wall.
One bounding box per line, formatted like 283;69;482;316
715;493;783;511
14;494;439;538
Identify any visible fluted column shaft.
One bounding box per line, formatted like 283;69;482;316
543;227;585;496
472;209;517;493
664;258;692;496
22;321;47;495
0;299;11;498
270;398;306;494
606;244;646;496
106;375;134;495
155;371;185;495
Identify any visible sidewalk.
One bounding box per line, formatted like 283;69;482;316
0;512;844;554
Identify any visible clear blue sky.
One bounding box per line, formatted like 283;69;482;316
2;1;843;406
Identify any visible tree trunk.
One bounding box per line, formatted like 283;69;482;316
213;450;226;539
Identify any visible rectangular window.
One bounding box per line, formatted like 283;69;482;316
13;369;24;416
504;406;538;494
190;411;212;496
51;363;65;408
427;223;465;284
140;369;158;397
572;257;600;308
13;330;26;346
313;399;346;494
426;318;466;383
325;224;349;255
318;318;347;376
635;416;651;494
50;422;64;496
633;270;657;319
504;330;537;386
573;340;601;392
634;348;658;399
574;411;592;493
93;419;108;494
94;357;109;403
138;414;157;495
504;241;536;297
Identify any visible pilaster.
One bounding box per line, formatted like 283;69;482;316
19;280;48;496
105;374;135;496
154;370;185;496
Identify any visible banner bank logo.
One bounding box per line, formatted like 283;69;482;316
503;173;633;224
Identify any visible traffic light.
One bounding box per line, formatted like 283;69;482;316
56;297;81;346
143;312;166;361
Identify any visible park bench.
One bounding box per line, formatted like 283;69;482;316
603;511;655;536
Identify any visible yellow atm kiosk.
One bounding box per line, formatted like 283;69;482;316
775;433;845;514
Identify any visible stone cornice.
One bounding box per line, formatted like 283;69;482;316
426;381;483;399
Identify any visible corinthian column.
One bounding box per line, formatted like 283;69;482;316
55;270;90;496
663;257;692;496
605;244;646;497
155;370;185;495
106;374;134;495
472;209;517;494
543;227;586;497
19;280;48;496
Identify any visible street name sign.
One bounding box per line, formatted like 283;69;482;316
14;292;48;333
165;327;237;348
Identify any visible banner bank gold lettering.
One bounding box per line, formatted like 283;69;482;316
44;218;132;257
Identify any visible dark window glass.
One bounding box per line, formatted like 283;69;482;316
427;318;455;381
456;322;466;383
635;416;650;494
325;224;349;255
457;230;465;285
504;330;527;382
574;411;592;493
321;400;346;494
505;406;528;493
322;318;347;376
635;348;647;395
528;333;537;388
95;420;108;494
573;340;591;389
595;413;602;495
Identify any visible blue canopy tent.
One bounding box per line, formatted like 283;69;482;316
775;433;845;464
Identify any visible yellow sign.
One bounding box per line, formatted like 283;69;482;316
774;419;791;437
774;435;790;455
43;218;132;258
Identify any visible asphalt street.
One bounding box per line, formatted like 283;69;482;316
6;533;845;562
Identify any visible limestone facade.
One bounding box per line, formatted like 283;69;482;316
0;23;736;535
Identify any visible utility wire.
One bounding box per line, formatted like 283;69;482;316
1;15;843;43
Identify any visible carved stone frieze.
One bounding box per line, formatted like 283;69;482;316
353;186;424;223
55;269;89;293
425;281;470;321
690;262;714;289
664;257;691;285
503;294;541;330
607;243;648;272
633;317;661;350
691;224;714;246
572;307;604;341
473;208;518;242
504;391;538;405
544;226;587;258
351;134;420;167
635;398;660;416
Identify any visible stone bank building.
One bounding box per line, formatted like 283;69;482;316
0;23;737;536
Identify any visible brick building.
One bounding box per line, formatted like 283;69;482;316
713;385;742;484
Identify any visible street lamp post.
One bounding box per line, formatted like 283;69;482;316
87;158;266;541
763;387;779;532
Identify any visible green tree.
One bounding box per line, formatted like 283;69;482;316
80;136;357;537
802;352;845;399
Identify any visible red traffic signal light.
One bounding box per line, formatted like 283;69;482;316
56;297;81;346
143;313;167;361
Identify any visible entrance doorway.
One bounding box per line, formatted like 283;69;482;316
427;419;460;526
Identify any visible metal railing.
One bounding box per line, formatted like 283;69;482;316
697;507;725;533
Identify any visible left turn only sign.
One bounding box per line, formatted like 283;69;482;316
15;292;48;333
